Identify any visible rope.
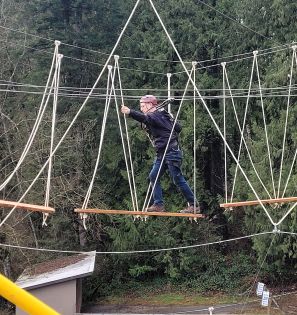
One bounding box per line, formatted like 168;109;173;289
275;201;297;227
43;48;63;226
148;0;276;227
229;55;257;201
223;63;272;202
141;67;195;212
196;0;271;41
254;52;276;198
4;76;297;99
44;51;62;207
111;63;138;212
282;46;297;196
114;55;139;211
167;73;172;114
4;78;297;93
0;43;59;192
192;62;198;213
81;66;114;210
2;88;297;100
172;47;289;75
0;0;142;228
0;231;273;255
0;24;295;65
222;62;228;203
277;48;296;198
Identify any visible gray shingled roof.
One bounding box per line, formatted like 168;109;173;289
16;251;96;290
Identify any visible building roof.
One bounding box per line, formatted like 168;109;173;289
16;251;96;290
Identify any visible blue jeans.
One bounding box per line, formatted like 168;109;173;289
148;148;195;206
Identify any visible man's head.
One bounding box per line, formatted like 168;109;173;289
140;95;158;113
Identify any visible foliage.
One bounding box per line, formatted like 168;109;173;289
1;0;297;310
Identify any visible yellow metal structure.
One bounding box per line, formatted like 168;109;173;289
0;273;60;315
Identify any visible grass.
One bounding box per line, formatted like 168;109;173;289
97;291;252;306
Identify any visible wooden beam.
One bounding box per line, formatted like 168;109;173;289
220;196;297;209
0;200;55;213
75;208;205;218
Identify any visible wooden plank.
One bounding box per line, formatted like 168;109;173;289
74;208;205;218
0;200;55;213
220;196;297;208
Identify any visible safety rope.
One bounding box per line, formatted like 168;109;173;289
228;54;272;202
81;65;114;211
0;0;142;229
0;41;59;192
192;62;198;214
43;48;63;226
0;231;273;254
111;62;138;212
254;52;276;198
278;46;297;197
222;62;228;203
167;73;172;114
277;48;296;197
114;55;139;211
142;67;195;212
223;63;272;201
1;24;296;67
148;0;276;227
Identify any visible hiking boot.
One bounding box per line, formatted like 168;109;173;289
146;204;165;212
180;205;201;214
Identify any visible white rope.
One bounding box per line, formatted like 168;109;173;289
42;213;49;227
277;47;296;198
282;143;297;198
229;55;257;202
4;78;297;93
254;52;276;198
223;64;272;201
226;56;272;201
172;47;289;75
2;90;297;100
222;62;228;202
148;0;276;227
280;48;297;198
142;67;195;212
279;231;297;236
0;231;273;254
1;24;296;66
110;62;138;211
275;201;297;227
0;0;142;228
192;62;198;213
114;55;139;211
43;49;63;226
82;66;114;210
45;51;62;207
167;73;172;114
4;80;297;99
0;43;59;191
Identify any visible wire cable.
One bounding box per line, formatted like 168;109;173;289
0;231;273;255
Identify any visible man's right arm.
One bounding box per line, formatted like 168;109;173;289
121;105;157;125
129;109;148;123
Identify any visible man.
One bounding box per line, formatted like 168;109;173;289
121;95;200;213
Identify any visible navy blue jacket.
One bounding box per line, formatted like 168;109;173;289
129;109;182;154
